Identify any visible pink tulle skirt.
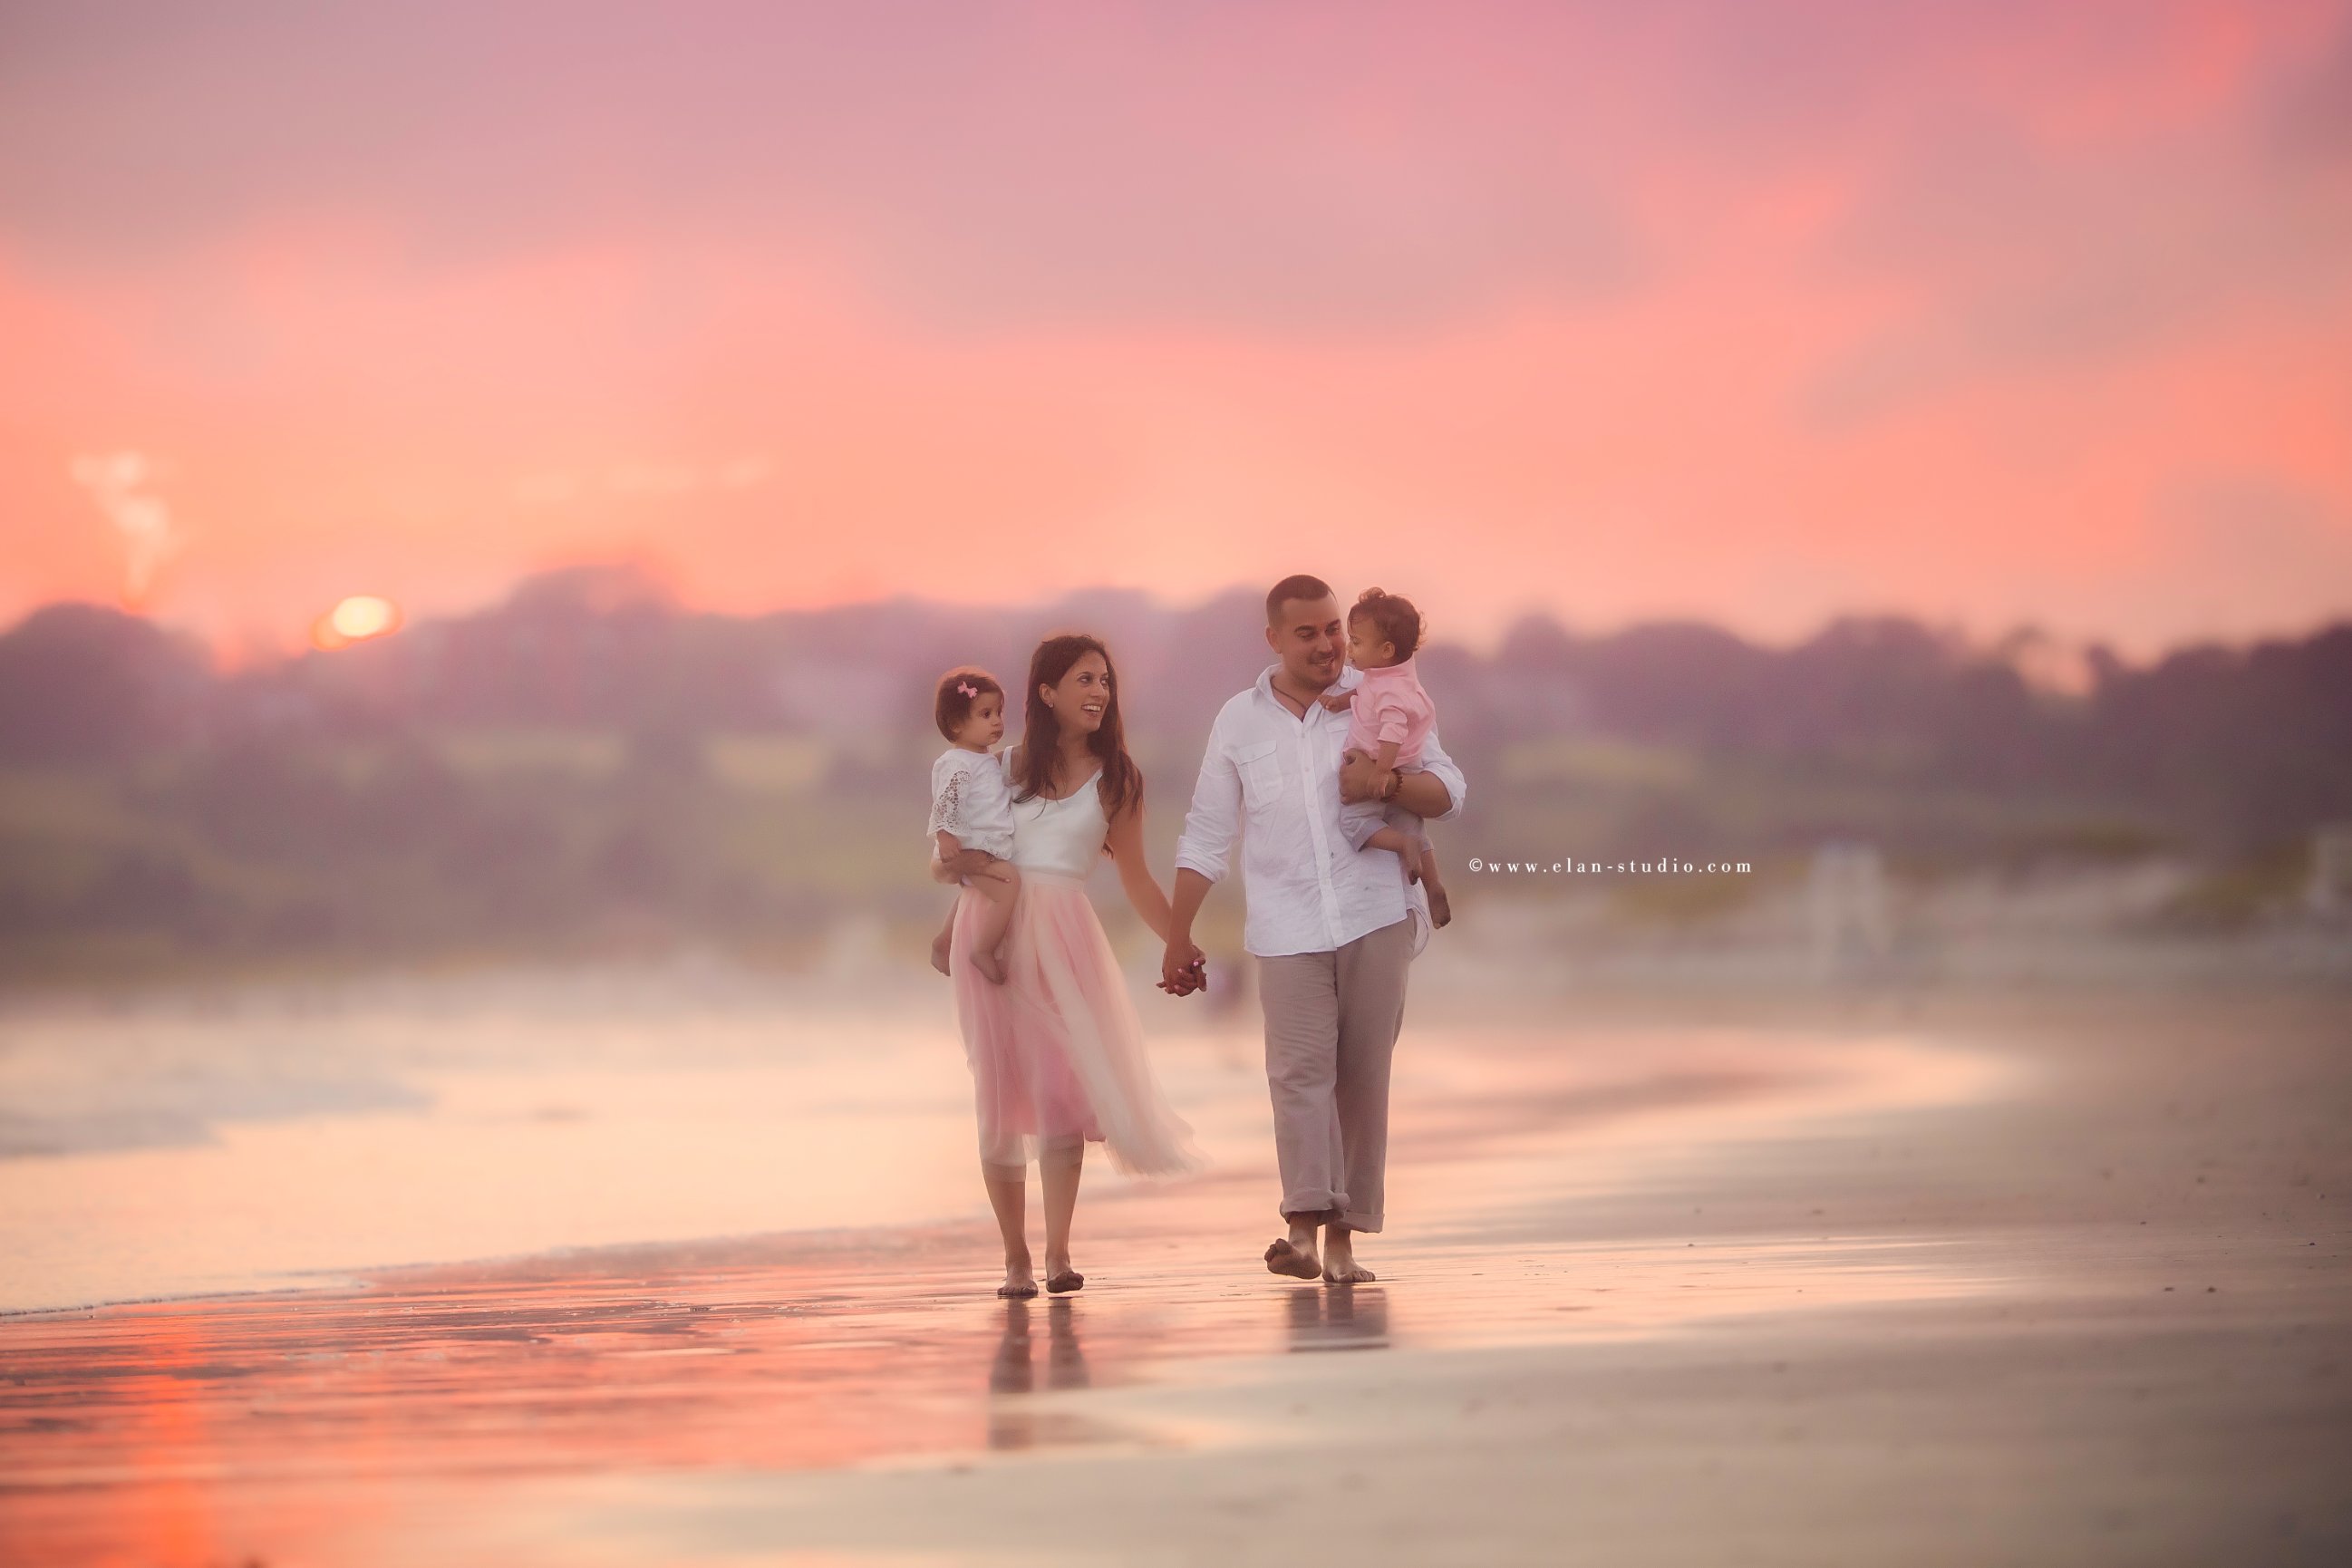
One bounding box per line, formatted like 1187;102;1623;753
950;870;1201;1177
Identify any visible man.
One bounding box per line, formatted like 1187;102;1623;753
1162;575;1466;1284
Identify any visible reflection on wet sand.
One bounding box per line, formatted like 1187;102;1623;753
1285;1285;1390;1352
0;1015;2019;1563
0;1225;1997;1562
987;1299;1097;1450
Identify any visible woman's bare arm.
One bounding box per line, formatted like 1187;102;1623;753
931;830;992;884
932;850;991;883
1105;795;1174;942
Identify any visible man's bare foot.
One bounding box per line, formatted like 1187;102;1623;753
973;949;1007;984
1426;880;1451;928
1321;1229;1376;1284
930;932;953;977
1264;1224;1321;1280
998;1253;1038;1298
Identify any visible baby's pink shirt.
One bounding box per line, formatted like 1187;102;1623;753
1342;656;1436;768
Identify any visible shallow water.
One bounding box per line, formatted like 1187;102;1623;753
0;967;2020;1563
1;1228;2001;1563
0;973;2003;1315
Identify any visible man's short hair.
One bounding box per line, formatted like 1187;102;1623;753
1265;574;1335;625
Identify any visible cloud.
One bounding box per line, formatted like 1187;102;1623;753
2148;476;2352;635
510;456;773;507
5;2;2340;344
68;450;178;607
2270;8;2352;160
0;3;1656;333
4;2;2347;653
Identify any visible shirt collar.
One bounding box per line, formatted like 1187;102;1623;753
1255;662;1359;713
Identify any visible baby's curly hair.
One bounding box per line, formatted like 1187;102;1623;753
1349;587;1425;663
934;666;1004;741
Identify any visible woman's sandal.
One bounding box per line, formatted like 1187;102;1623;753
1044;1269;1085;1294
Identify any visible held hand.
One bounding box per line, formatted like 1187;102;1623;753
1159;938;1208;997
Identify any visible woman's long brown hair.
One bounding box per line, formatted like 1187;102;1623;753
1014;633;1141;837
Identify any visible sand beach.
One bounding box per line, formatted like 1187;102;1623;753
2;967;2346;1565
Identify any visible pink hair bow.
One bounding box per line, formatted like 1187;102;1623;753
956;681;978;697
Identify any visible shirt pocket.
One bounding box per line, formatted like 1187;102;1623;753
1234;739;1285;812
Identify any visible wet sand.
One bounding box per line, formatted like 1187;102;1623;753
3;982;2348;1564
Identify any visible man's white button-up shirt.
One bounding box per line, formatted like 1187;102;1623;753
1174;663;1468;959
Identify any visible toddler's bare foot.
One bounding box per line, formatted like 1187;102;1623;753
1427;880;1451;927
973;949;1007;985
930;931;953;977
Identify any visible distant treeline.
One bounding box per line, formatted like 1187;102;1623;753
0;566;2346;975
5;565;2346;847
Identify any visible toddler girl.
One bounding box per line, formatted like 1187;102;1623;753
927;667;1021;983
1320;586;1452;927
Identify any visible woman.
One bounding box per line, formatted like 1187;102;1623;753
936;633;1202;1299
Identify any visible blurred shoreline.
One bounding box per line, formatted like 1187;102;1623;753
1;939;2018;1316
3;973;2346;1563
2;927;2343;1316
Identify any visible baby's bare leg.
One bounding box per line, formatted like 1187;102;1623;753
967;860;1021;984
930;896;957;976
1382;800;1448;924
930;835;967;977
1363;824;1419;874
1419;840;1451;926
1368;800;1426;875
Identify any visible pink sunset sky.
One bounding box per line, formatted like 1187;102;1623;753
3;0;2348;660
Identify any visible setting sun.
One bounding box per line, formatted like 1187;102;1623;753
313;595;402;650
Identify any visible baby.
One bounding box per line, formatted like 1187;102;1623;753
1319;586;1452;928
927;667;1021;983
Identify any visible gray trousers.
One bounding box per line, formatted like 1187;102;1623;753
1256;916;1413;1233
